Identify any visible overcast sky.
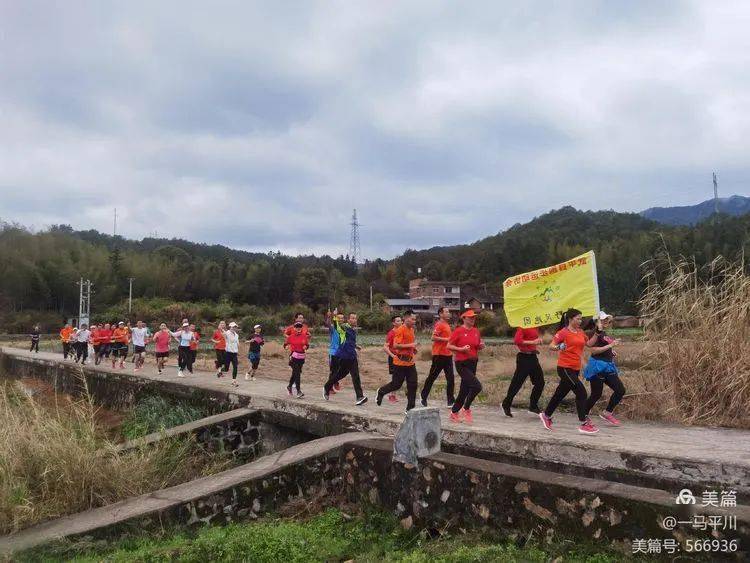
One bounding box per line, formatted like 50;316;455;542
1;1;749;259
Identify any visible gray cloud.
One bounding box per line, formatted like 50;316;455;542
1;1;749;259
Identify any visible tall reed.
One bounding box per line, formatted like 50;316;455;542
0;377;227;534
637;255;750;428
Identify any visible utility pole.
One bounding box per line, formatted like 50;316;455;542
77;278;92;327
369;284;373;311
713;172;719;215
128;277;135;314
113;208;118;237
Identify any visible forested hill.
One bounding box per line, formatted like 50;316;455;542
392;207;750;314
1;207;749;328
641;194;750;226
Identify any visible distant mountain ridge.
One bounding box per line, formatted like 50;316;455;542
641;194;750;226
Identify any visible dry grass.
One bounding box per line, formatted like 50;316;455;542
633;256;750;429
0;376;229;534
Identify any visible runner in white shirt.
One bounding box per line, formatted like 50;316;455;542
131;321;150;371
171;322;195;377
75;324;91;365
221;322;241;387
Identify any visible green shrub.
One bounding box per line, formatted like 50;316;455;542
121;396;209;440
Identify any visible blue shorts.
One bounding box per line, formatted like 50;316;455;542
584;357;618;381
248;351;261;368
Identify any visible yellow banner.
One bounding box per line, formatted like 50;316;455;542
502;251;600;328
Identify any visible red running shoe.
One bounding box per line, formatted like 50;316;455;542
334;382;341;391
388;394;398;403
449;411;462;424
539;412;553;431
462;409;474;424
578;421;599;435
599;412;621;426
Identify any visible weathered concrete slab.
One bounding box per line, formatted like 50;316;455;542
393;407;441;465
0;432;376;556
3;348;750;498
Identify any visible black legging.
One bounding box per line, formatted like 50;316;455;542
421;355;455;403
379;364;418;410
288;357;304;391
30;340;39;353
75;341;88;363
178;345;194;373
544;367;588;422
224;351;239;379
325;357;364;399
585;372;625;414
63;341;71;359
214;349;226;370
503;353;545;410
451;359;482;413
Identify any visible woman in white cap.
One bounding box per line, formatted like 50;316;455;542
222;321;240;386
171;322;195;377
583;311;625;426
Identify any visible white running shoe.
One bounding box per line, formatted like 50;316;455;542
177;370;184;377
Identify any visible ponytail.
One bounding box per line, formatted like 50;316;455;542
559;308;582;330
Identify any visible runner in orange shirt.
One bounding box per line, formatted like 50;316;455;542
376;310;418;412
420;306;455;407
59;324;74;360
111;322;130;369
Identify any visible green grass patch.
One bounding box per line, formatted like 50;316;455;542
121;395;210;440
24;508;631;563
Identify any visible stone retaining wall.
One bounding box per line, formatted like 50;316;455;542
342;439;750;552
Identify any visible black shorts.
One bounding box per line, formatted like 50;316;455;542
134;345;146;354
111;343;128;357
155;351;169;359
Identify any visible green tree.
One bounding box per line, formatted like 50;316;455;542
294;268;330;310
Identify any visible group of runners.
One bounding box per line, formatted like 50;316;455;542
367;305;624;435
52;304;624;435
57;320;265;387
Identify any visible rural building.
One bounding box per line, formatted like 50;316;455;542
407;278;462;311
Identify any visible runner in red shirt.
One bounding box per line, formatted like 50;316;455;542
502;326;545;417
152;323;172;374
284;322;309;398
284;312;310;338
447;310;484;424
540;308;597;435
381;314;403;403
96;323;113;365
420;306;455;407
211;321;227;377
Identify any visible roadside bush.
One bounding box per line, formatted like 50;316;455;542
121;395;209;440
474;311;510;337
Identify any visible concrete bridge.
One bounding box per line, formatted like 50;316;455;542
1;346;749;556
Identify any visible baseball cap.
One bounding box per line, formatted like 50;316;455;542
597;311;613;320
182;322;189;327
461;309;477;318
253;324;262;329
229;321;238;328
118;321;125;326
